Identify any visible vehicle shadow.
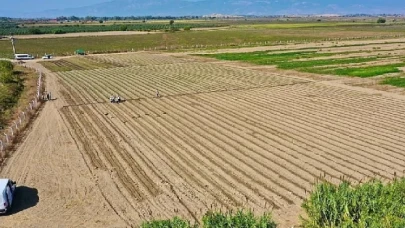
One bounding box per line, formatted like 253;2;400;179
8;186;39;215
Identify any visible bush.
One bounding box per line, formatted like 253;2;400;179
301;178;405;227
377;18;386;23
184;26;192;31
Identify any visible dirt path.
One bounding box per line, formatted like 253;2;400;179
0;61;126;227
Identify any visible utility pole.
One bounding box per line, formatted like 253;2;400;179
10;36;16;55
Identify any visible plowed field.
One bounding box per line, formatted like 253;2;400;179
2;51;405;228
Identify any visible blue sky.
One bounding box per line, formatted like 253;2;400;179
2;0;109;12
1;0;403;18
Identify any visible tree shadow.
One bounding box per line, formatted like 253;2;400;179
8;186;39;215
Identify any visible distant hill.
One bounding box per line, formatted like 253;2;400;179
4;0;405;18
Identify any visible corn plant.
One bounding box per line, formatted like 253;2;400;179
202;209;277;228
301;178;405;228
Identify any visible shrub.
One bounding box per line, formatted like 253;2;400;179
377;18;386;23
301;178;405;227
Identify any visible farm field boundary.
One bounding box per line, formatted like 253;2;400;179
0;66;44;165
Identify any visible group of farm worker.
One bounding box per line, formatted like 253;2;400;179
110;95;121;103
109;90;160;103
42;91;52;101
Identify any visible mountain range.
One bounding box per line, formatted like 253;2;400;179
3;0;405;18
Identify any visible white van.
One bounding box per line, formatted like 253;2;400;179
14;54;34;60
0;179;16;214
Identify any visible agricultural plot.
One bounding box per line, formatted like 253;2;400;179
45;52;405;227
39;57;118;72
201;45;405;78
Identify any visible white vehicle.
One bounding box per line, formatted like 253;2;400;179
0;179;16;214
42;54;53;59
14;54;34;60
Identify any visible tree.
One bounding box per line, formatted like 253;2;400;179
28;28;42;34
68;16;80;21
99;20;104;23
169;20;174;25
119;25;128;31
377;17;386;23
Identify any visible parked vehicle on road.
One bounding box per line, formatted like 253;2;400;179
14;54;34;60
42;54;53;59
0;179;17;214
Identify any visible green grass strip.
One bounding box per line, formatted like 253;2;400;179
303;63;405;78
277;57;378;69
204;51;335;65
381;77;405;87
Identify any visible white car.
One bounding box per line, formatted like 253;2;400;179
0;179;16;214
42;54;53;60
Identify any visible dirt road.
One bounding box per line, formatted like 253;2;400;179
0;61;126;228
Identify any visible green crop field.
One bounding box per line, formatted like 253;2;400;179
201;46;405;78
0;21;404;58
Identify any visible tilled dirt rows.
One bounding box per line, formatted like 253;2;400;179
3;52;405;228
57;60;308;103
0;62;125;227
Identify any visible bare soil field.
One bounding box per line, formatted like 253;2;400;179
193;37;405;54
2;50;405;227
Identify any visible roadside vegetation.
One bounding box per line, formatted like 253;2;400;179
0;61;34;129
